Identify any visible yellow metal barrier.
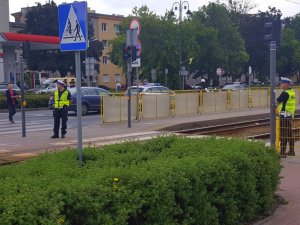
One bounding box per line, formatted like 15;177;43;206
137;93;143;121
100;87;300;123
170;92;176;117
275;116;280;154
100;95;104;125
276;115;297;157
248;89;252;109
226;90;232;111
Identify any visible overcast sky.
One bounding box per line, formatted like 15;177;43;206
8;0;300;21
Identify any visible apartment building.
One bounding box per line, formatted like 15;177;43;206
90;13;125;90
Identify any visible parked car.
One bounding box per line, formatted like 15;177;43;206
35;83;57;94
125;85;172;95
222;83;248;91
0;83;21;94
49;87;111;115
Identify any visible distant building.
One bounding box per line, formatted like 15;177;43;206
90;13;125;90
0;3;58;85
0;0;10;82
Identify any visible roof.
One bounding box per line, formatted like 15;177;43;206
0;32;60;50
2;32;59;44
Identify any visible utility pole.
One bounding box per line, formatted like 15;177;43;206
264;17;281;147
171;1;192;90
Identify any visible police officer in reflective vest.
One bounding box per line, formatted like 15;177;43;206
51;80;72;138
276;77;296;157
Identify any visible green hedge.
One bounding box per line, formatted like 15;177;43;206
0;136;281;225
0;93;51;109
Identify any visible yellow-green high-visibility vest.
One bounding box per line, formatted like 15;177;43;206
54;90;70;108
278;89;296;115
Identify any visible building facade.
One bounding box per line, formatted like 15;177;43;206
90;13;125;90
0;0;10;82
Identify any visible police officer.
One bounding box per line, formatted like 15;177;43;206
276;77;296;157
51;80;72;138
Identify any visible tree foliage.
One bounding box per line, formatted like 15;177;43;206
110;4;249;89
22;0;300;86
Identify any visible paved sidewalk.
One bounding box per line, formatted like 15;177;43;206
0;108;271;159
254;156;300;225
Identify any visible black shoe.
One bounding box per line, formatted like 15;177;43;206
61;134;65;138
280;154;287;158
51;135;59;139
10;120;14;123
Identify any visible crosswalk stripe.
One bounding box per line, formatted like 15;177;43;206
0;120;53;135
0;124;52;131
1;127;53;135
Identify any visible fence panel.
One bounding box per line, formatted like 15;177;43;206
142;95;157;119
156;94;170;118
103;96;121;122
175;93;188;116
252;89;268;108
202;91;227;113
186;92;200;115
215;91;228;112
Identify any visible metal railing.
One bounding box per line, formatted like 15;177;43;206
100;87;300;123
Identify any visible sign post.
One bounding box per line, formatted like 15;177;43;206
127;18;141;126
58;1;88;164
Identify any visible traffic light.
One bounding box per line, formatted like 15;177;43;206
131;45;137;61
264;17;282;46
122;43;130;61
127;46;131;59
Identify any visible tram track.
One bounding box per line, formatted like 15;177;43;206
175;118;270;137
175;115;300;141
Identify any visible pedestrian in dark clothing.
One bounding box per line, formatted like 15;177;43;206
5;83;20;123
51;80;72;138
276;77;296;157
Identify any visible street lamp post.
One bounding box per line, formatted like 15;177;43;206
171;1;191;90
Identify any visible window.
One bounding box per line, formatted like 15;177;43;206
102;23;107;32
103;74;109;83
114;24;120;34
102;40;108;48
115;74;121;82
102;56;108;64
82;88;98;96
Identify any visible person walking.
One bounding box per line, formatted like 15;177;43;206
5;83;20;123
51;80;72;138
276;77;296;157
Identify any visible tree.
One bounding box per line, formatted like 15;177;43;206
237;7;282;83
110;6;181;88
23;1;103;77
277;28;300;79
196;3;249;82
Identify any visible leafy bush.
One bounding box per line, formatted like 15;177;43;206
0;136;281;225
0;93;51;109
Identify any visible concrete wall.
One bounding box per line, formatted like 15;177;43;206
0;0;9;32
3;46;17;84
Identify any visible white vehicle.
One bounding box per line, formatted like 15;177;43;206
125;85;172;95
222;83;248;91
35;83;57;94
0;83;21;93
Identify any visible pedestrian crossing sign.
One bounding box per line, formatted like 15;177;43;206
58;1;88;51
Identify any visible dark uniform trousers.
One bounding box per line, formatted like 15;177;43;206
280;116;295;156
8;104;16;121
53;106;68;136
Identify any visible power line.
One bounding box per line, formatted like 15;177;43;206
286;0;300;5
